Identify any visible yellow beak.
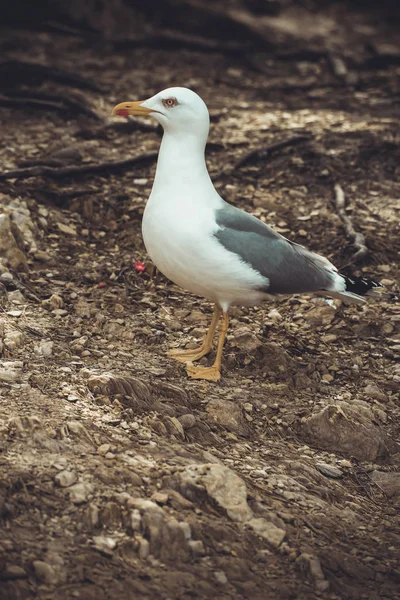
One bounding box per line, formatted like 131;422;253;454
111;100;151;117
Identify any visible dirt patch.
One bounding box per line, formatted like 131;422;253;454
0;4;400;599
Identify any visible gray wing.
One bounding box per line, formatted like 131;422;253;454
214;202;336;294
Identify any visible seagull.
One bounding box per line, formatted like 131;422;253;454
112;87;380;382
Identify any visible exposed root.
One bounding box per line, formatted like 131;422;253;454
0;152;158;182
334;183;369;267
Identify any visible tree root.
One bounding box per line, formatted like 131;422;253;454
334;184;369;267
0;152;158;182
214;135;310;180
0;60;102;92
0;90;101;121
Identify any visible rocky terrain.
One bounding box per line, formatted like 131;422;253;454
0;3;400;599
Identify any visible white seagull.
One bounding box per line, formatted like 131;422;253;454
112;87;380;382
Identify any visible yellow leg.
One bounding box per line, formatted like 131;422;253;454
168;305;221;364
186;311;229;381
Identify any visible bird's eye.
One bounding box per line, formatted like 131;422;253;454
162;97;178;108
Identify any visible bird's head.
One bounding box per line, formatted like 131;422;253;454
112;87;210;139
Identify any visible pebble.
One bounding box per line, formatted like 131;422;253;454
69;482;93;504
214;570;228;585
34;340;54;357
5;310;22;317
88;504;100;528
0;361;23;383
267;308;282;321
7;290;25;304
44;294;64;310
364;383;388;403
138;536;150;560
2;564;27;580
316;462;343;479
97;443;111;455
33;561;59;585
188;540;205;558
4;331;24;351
57;222;77;236
54;470;77;488
151;491;169;505
179;521;192;541
93;535;116;555
248;518;286;547
321;373;334;383
178;414;196;430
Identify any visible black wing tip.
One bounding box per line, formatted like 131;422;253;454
343;275;382;296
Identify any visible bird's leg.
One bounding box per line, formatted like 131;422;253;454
168;305;221;364
186;311;229;381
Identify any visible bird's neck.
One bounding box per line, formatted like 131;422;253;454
152;131;214;195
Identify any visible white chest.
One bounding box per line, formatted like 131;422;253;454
141;194;268;309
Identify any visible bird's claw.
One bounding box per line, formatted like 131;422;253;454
186;363;221;381
167;347;210;364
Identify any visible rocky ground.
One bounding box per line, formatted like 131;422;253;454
0;5;400;600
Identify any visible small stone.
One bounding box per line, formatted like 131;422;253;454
178;414;196;430
321;334;337;343
5;310;22;317
69;482;93;504
267;309;282;321
295;553;329;592
33;250;51;262
130;509;142;531
97;444;111;455
43;294;64;310
34;340;54;357
364;383;388;403
206;399;249;436
87;504;100;528
179;521;191;540
54;470;77;488
138;536;150;559
248;518;286;547
188;540;205;558
151;491;169;505
214;570;228;585
33;561;59;585
2;564;27;580
316;462;343;479
322;373;334;383
57;222;77;236
306;304;336;326
0;364;22;383
7;290;25;304
93;535;117;555
67;395;79;403
4;331;24;351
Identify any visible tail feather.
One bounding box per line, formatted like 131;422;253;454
344;275;382;296
320;275;383;305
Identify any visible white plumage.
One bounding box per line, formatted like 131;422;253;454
112;87;380;381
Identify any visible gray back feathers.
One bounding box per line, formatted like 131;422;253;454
214;202;335;294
